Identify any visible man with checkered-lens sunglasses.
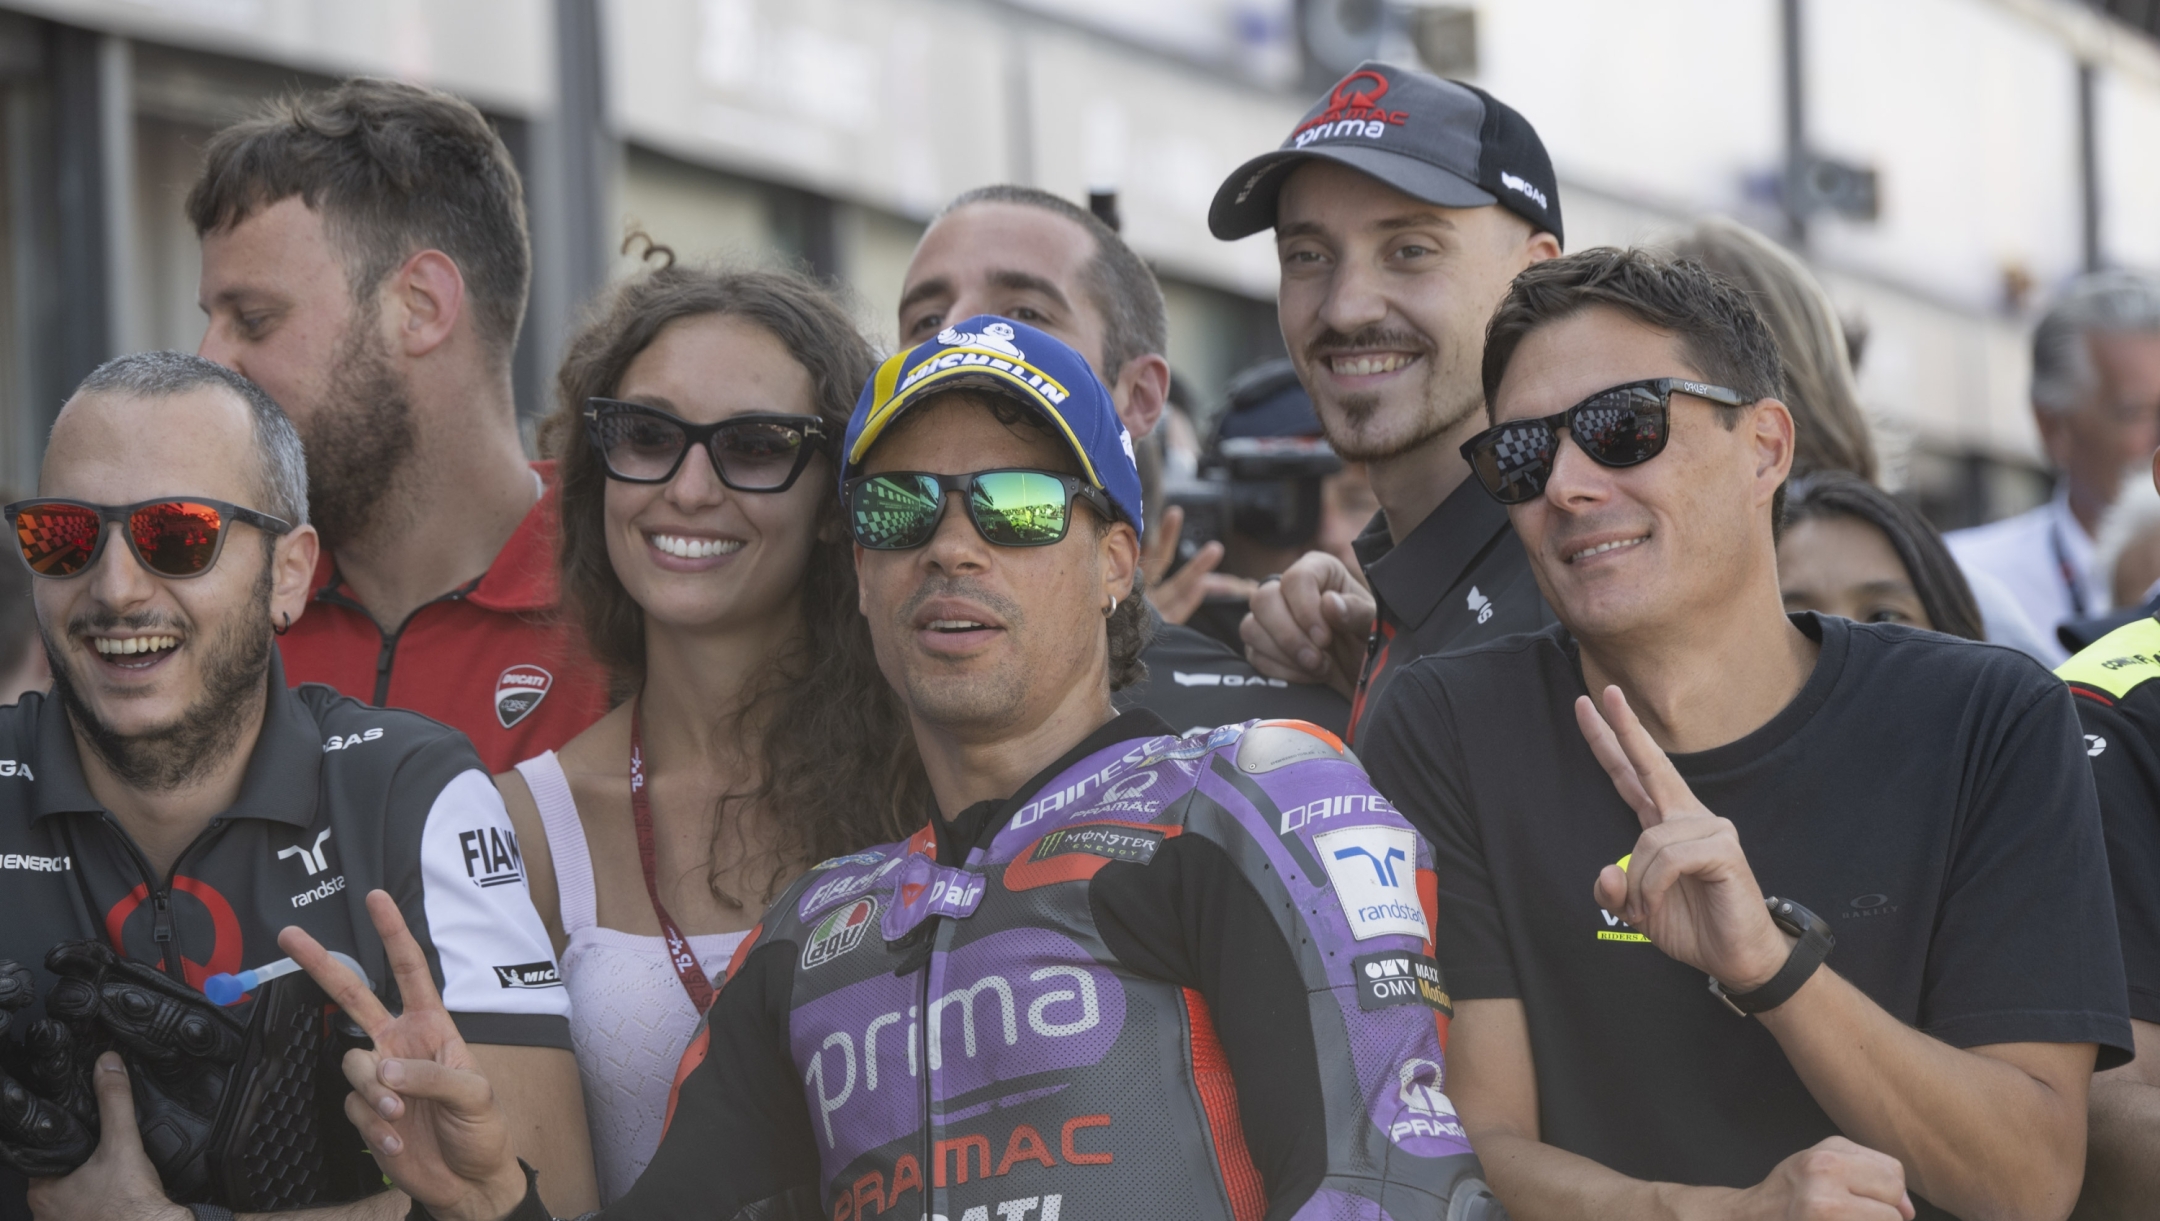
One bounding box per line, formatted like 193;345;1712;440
1362;247;2130;1220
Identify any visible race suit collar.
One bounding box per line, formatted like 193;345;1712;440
931;707;1176;866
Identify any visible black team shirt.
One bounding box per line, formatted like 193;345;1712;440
1346;479;1552;742
1363;614;2132;1220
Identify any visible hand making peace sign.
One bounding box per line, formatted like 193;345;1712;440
1578;685;1797;996
278;891;532;1221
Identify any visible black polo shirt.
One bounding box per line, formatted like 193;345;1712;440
1119;614;1351;736
1346;478;1551;742
1362;614;2132;1219
0;657;569;1217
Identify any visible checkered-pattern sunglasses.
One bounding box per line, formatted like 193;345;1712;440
1459;378;1753;505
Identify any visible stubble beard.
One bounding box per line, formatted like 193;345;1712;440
889;576;1032;734
43;558;277;793
305;309;418;552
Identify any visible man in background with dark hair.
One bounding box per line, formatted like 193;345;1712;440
0;353;594;1221
1366;248;2127;1220
1209;62;1562;741
897;184;1348;732
191;77;608;772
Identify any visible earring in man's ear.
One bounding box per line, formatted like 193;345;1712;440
1105;596;1118;618
274;612;292;637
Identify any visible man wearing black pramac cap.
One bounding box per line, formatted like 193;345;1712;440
1213;61;1561;741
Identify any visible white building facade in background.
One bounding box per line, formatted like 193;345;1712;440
0;0;2156;529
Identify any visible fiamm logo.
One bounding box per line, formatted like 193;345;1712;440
459;826;525;888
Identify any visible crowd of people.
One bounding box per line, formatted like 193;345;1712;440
0;52;2157;1221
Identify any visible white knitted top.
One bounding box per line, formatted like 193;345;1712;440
514;752;749;1204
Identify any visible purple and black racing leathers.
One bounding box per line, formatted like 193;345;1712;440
609;709;1495;1221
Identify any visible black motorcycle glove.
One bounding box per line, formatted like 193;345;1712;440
0;958;102;1177
43;940;244;1201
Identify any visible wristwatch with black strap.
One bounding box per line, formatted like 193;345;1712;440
1708;896;1835;1017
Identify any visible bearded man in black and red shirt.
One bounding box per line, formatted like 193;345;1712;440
0;353;597;1221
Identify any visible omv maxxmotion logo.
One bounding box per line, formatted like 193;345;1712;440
1314;825;1426;942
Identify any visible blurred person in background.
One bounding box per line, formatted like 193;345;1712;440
1948;271;2160;664
1168;359;1376;664
1670;215;2055;659
1666;218;1879;482
1778;472;1985;640
191;78;609;771
0;353;594;1221
898;183;1345;732
2060;468;2160;654
0;533;49;703
496;255;922;1203
1210;62;1562;741
2055;443;2160;1219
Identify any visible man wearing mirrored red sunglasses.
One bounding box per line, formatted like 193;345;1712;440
0;353;594;1221
271;317;1509;1221
1362;249;2130;1220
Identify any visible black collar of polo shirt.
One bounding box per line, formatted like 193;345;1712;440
1352;477;1515;631
29;648;324;828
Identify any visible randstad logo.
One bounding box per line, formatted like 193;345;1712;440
1291;69;1407;148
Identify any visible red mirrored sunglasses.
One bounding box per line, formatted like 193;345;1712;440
3;498;293;580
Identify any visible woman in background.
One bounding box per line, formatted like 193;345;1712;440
1672;217;2051;656
498;251;924;1201
1779;472;1985;640
1669;216;1879;483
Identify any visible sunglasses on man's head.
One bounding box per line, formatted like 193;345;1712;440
846;469;1114;551
5;498;293;580
584;400;827;492
1458;377;1754;506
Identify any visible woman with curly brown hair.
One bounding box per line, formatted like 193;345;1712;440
496;253;925;1202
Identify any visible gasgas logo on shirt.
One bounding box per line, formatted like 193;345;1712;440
459;826;525;888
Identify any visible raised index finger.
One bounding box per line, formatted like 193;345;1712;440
363;888;448;1016
279;923;394;1038
1596;686;1708;819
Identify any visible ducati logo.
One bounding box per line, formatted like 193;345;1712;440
494;664;553;728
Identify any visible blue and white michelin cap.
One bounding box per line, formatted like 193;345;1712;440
840;315;1145;538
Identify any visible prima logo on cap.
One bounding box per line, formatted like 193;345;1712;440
1292;69;1408;149
936;321;1024;359
1499;171;1548;210
495;664;553;728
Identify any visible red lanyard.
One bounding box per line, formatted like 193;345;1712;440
630;702;716;1014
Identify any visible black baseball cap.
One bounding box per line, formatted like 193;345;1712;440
1209;61;1562;246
